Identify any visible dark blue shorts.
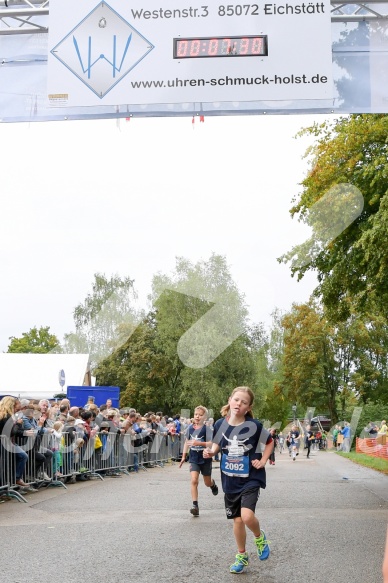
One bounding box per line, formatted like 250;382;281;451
189;459;212;476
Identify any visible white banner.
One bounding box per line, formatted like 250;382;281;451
47;0;333;106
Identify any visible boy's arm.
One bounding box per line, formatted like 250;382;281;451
203;443;221;458
179;439;190;467
252;439;273;469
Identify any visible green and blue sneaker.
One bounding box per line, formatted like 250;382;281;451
229;552;249;574
255;531;270;560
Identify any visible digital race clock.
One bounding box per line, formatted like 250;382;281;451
173;35;268;59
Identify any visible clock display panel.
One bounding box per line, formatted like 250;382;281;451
173;35;268;59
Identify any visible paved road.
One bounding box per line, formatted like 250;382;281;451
0;448;387;583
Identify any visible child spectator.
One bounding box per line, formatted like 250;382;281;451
52;421;64;477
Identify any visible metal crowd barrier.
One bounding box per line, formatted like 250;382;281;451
0;431;183;503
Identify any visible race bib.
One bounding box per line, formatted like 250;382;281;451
221;453;249;477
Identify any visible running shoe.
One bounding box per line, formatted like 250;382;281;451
255;531;270;561
190;506;199;517
230;552;249;573
210;481;219;496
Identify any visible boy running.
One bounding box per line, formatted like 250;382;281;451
179;405;218;516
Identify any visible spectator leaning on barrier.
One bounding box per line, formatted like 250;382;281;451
174;414;181;435
69;406;80;419
99;417;121;477
340;422;351;452
367;422;378;437
0;396;31;489
156;411;165;427
74;418;88;440
155;415;168;434
80;410;94;442
51;421;64;477
19;399;31;414
167;418;176;435
21;406;53;481
38;399;56;474
50;402;60;420
58;404;69;422
379;420;388;435
332;425;339;448
62;416;77;479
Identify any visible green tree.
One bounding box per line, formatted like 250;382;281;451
150;254;254;412
7;326;61;353
281;302;341;423
95;254;258;413
258;310;290;427
279;114;388;322
345;311;388;407
280;300;388;421
95;312;173;413
64;273;139;370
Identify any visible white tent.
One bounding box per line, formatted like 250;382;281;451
0;353;90;400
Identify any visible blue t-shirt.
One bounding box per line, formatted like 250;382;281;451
185;424;213;465
290;431;300;445
213;417;272;494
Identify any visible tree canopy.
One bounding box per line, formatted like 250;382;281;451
95;255;260;415
63;272;139;369
279;114;388;321
7;326;60;353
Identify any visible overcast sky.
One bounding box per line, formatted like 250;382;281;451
0;113;332;353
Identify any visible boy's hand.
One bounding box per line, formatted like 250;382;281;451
179;458;186;468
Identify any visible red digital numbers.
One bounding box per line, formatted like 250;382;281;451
174;36;267;58
190;39;200;56
176;40;188;58
209;39;218;56
251;37;264;54
239;38;249;55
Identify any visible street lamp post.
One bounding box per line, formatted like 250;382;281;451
292;404;297;423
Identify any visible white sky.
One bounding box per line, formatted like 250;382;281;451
0;113;332;353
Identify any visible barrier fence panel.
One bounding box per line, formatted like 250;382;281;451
356;437;388;460
0;435;28;502
1;431;181;502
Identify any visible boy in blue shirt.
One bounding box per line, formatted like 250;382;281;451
179;405;218;516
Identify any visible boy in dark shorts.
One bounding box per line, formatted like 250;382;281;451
179;405;218;516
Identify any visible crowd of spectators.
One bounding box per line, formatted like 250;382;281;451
363;420;388;437
0;394;193;498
